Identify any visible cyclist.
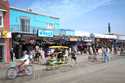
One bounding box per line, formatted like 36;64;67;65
17;50;32;73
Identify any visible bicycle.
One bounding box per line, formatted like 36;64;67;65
7;61;33;80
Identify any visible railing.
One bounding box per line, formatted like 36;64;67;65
10;25;39;34
10;25;21;32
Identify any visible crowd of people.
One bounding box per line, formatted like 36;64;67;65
10;44;78;66
10;40;125;68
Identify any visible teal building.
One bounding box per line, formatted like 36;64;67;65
10;7;60;34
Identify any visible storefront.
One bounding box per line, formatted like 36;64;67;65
94;34;117;48
12;32;36;59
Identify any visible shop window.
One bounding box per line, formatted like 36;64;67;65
0;11;3;27
20;17;30;32
47;23;55;29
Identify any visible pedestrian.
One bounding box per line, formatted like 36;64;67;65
90;46;94;55
39;47;46;65
64;49;69;63
10;48;15;62
34;45;40;63
69;47;72;55
71;50;77;64
103;47;109;63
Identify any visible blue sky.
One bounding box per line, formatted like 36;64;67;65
9;0;125;34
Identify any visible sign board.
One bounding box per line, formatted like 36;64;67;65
1;31;11;38
69;37;78;41
65;31;75;36
75;31;90;37
38;30;54;37
54;29;65;36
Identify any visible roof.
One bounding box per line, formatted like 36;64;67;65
74;31;117;39
10;6;59;19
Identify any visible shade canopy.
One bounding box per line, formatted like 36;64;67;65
49;46;69;49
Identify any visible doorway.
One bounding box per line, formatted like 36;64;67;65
0;45;4;62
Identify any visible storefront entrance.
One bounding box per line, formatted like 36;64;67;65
0;44;4;62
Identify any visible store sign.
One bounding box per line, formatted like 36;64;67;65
65;31;75;36
69;37;78;41
38;30;54;37
1;31;11;38
54;29;65;36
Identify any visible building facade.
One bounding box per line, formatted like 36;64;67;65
9;7;61;59
0;0;11;63
10;7;60;33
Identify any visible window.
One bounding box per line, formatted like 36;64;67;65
0;11;3;27
47;23;55;29
20;17;30;32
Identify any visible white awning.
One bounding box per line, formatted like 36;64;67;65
75;31;90;37
118;36;125;40
94;33;117;39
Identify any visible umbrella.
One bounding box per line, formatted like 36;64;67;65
49;46;69;49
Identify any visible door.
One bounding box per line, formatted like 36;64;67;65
0;45;4;62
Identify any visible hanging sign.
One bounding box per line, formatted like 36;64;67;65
1;31;11;38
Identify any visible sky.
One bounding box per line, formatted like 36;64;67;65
9;0;125;34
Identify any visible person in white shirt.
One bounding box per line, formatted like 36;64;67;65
20;50;31;65
64;49;69;63
39;47;46;64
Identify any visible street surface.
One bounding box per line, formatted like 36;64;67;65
0;54;125;83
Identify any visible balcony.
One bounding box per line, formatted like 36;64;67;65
10;25;39;34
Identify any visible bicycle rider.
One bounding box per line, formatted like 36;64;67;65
17;50;32;72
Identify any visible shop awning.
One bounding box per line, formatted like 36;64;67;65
49;46;69;49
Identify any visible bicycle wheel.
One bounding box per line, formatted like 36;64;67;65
7;67;17;79
25;65;33;76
